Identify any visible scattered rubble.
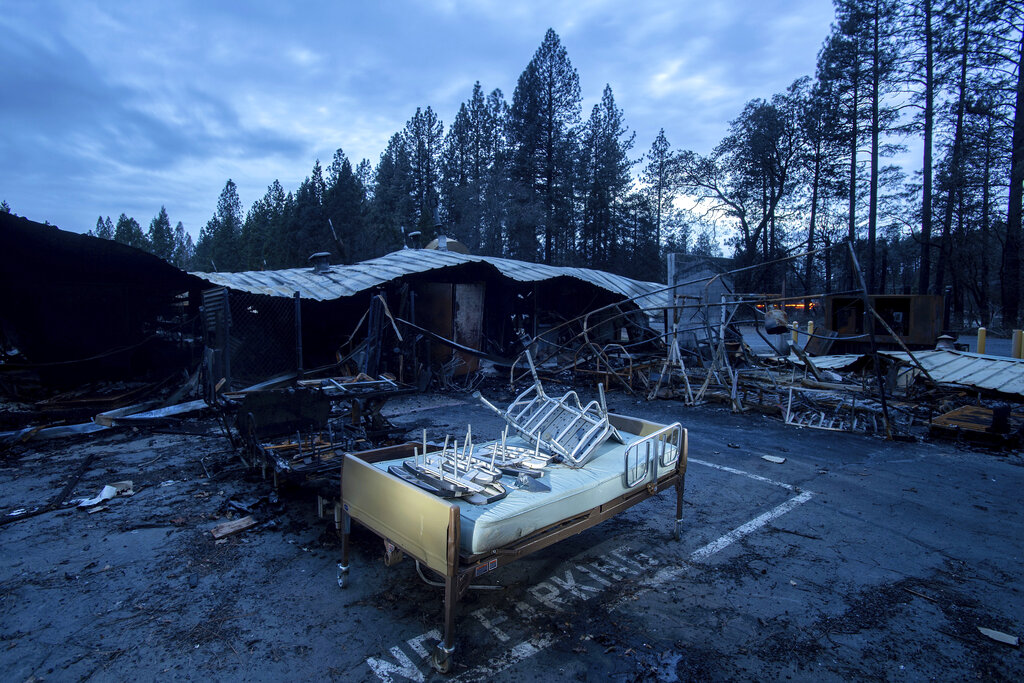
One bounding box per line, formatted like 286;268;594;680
2;218;1022;679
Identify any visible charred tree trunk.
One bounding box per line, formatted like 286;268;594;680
919;0;936;294
847;63;860;291
805;151;822;308
867;5;882;294
980;110;993;325
936;2;971;294
1001;27;1024;328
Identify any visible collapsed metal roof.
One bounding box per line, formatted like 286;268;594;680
799;354;864;370
879;350;1024;397
191;249;668;307
798;349;1024;397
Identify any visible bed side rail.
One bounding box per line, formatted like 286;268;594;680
475;385;618;468
623;423;684;489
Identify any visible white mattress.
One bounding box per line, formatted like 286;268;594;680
375;432;671;554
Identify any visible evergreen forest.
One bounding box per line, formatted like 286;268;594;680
69;0;1024;330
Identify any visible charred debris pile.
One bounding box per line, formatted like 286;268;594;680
2;217;1022;495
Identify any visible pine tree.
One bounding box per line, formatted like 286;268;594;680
325;148;373;262
354;159;374;197
828;0;904;292
114;213;149;251
371;133;416;249
403;107;444;238
94;216;114;240
171;222;195;270
441;82;509;253
818;20;867;288
691;228;722;257
618;192;659;279
241;180;287;270
989;0;1024;327
508;28;582;263
900;0;942;293
441;101;474;245
194;179;244;271
148;206;174;261
641;129;676;252
794;76;845;295
479;88;511;256
933;0;978;295
285;160;330;264
959;95;1004;324
578;84;635;268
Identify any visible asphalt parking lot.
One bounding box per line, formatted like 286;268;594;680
2;389;1022;681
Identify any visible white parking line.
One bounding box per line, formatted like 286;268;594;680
371;460;814;682
451;635;556;682
689;457;797;491
690;490;814;560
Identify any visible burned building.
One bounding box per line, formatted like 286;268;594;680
191;247;668;390
0;214;667;395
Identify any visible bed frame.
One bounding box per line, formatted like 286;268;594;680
338;413;687;673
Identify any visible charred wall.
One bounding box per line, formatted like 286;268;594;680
0;213;202;386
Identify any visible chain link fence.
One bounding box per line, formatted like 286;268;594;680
202;288;302;392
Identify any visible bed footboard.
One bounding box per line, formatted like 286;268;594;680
340;453;463;672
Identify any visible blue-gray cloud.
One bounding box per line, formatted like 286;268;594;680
0;0;836;236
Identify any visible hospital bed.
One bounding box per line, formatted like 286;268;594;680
338;412;687;673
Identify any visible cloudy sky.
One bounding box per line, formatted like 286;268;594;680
1;1;837;238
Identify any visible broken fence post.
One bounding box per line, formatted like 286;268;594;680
294;291;303;376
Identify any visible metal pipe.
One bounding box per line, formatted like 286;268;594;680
294;291;303;377
847;241;892;440
415;561;501;590
472;391;505;417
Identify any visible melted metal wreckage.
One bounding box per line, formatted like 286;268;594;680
226;374;413;484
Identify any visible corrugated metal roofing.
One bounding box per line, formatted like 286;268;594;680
793;354;865;370
879;350;1024;397
790;349;1024;397
191;249;668;307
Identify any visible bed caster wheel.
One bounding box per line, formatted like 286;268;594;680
337;564;349;589
431;644;453;674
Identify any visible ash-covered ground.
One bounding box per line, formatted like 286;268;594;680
2;383;1023;681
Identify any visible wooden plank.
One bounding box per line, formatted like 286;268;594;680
211;515;256;539
931;405;1024;432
